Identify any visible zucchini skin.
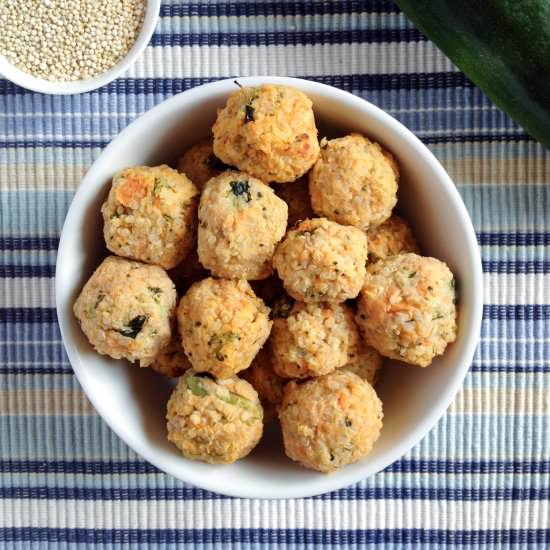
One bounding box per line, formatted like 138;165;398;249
395;0;550;149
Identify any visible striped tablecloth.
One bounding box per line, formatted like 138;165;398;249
1;1;549;547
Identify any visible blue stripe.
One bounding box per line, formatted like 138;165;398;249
0;265;55;278
2;363;548;376
2;261;549;278
0;236;59;251
2;233;550;252
477;232;550;246
146;28;426;47
0;73;475;97
1;458;548;476
0;486;548;501
0;528;548;544
158;1;401;17
0;132;535;149
1;306;549;323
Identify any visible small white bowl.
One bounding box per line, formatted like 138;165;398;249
0;0;160;95
56;77;483;499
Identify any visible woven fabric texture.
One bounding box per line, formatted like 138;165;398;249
1;1;549;548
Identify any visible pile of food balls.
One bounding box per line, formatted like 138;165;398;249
74;84;458;473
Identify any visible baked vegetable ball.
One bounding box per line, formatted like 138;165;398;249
309;133;398;230
341;340;383;386
241;344;285;423
367;214;420;262
167;370;263;464
198;170;287;280
271;300;359;379
73;256;177;367
102;165;199;269
177;277;272;378
272;218;368;302
273;177;314;227
279;370;383;472
177;138;229;191
212;84;320;183
356;253;458;367
150;329;192;378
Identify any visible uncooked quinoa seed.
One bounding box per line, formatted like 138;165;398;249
0;0;145;81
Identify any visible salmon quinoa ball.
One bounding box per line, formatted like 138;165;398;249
73;256;177;367
273;177;314;228
271;300;359;379
212;84;320;183
279;370;383;473
356;253;458;367
340;340;383;386
167;370;263;464
177;138;229;191
309;133;398;230
272;218;368;303
367;215;420;262
198;171;288;280
177;278;272;378
102;165;199;270
149;329;192;378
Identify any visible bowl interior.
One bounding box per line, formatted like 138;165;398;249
56;77;482;498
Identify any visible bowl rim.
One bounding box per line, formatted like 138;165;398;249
56;76;484;499
0;0;160;95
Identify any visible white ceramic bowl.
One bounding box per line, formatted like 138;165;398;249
0;0;160;95
56;76;483;499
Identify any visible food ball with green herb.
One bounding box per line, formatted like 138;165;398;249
340;340;383;386
309;133;398;230
102;165;199;270
150;328;192;378
197;170;287;280
167;370;263;464
73;256;177;367
279;370;383;472
272;218;367;302
177;138;229;191
271;300;359;379
241;344;285;422
367;215;420;262
212;84;320;183
177;277;272;378
356;253;457;367
273;177;314;228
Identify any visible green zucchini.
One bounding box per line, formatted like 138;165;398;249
395;0;550;149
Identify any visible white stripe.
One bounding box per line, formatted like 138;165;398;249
124;42;458;78
4;273;549;308
0;498;548;529
483;273;550;305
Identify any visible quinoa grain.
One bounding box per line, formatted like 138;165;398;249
0;0;145;81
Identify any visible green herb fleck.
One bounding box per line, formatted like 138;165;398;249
117;315;147;339
344;417;353;427
152;177;173;196
244;104;255;123
94;292;105;309
148;287;163;303
208;331;240;361
409;271;417;278
187;375;209;397
230;180;252;202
